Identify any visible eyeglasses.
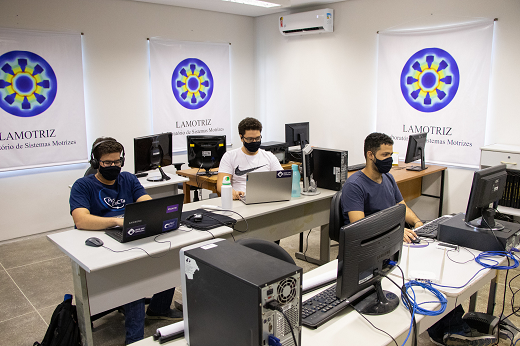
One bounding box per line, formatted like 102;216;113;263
242;135;262;143
99;159;123;167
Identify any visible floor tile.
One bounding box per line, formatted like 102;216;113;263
0;311;48;346
7;256;74;310
0;270;34;322
0;235;65;269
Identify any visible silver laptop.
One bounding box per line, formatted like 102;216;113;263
240;170;292;204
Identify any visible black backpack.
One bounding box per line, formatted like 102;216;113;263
34;294;81;346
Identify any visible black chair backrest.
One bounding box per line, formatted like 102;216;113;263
236;238;296;265
329;190;344;242
84;166;97;177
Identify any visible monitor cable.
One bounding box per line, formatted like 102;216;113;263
265;301;298;346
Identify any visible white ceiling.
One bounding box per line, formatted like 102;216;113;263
130;0;344;17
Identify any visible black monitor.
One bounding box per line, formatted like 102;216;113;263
404;132;428;171
337;204;406;315
285;122;309;150
187;135;226;176
464;164;508;230
134;132;172;182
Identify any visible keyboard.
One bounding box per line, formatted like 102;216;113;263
301;285;349;329
348;163;366;171
105;229;124;242
415;215;453;239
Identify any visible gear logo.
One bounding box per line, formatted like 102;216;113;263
400;48;459;113
171;58;213;110
0;51;57;117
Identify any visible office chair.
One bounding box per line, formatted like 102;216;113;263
84;166;97;176
329;190;343;243
236;238;296;265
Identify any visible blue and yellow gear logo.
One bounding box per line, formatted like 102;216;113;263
171;58;213;110
0;51;57;117
400;48;459;113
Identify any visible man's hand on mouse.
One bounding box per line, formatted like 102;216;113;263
403;228;417;243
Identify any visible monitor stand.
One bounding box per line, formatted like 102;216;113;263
147;166;171;181
196;169;218;177
406;149;428;171
352;280;399;315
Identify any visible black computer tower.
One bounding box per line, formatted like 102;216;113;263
312;147;348;191
180;239;303;346
260;141;288;163
438;213;520;251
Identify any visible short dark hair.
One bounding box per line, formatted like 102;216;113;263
238;117;262;137
92;137;123;160
364;132;393;159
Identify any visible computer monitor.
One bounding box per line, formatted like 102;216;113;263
187;135;226;176
464;164;508;230
404;132;428;171
285;122;309;150
134;132;172;182
336;203;406;315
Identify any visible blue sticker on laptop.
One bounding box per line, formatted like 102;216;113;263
276;170;292;178
127;225;146;237
166;204;179;213
163;218;178;232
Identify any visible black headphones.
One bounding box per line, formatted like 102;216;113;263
90;139;125;169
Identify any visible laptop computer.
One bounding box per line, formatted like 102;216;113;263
240;170;292;205
105;194;184;243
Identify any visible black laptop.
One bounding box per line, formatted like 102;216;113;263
105;194;184;243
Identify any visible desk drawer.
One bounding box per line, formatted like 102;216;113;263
481;150;520;170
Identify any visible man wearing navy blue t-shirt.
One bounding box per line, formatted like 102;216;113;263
69;137;181;345
341;132;423;243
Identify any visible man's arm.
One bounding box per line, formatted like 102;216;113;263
72;208;124;230
398;200;423;242
347;211;365;224
217;172;243;200
137;194;152;202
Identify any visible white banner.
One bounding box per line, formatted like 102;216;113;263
149;38;231;152
376;20;494;168
0;28;87;172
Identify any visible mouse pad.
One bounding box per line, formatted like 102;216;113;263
181;209;236;231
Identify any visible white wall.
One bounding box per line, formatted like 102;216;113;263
0;0;255;241
254;0;520;220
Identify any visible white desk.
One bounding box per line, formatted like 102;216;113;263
133;241;503;346
138;173;188;199
49;190;335;346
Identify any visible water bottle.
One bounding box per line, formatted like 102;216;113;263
221;176;233;210
291;164;301;198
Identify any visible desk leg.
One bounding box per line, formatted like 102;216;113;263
487;274;498;315
183;182;191;204
438;170;445;217
295;225;330;266
469;292;477;312
72;261;93;346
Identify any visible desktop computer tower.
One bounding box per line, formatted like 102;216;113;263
312;147;348;191
260;141;288;164
180;239;303;346
438;213;520;251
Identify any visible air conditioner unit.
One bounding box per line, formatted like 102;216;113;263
279;9;334;36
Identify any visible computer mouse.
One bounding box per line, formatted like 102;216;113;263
410;237;421;244
193;214;203;222
85;237;104;247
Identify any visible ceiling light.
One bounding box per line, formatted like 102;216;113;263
222;0;281;8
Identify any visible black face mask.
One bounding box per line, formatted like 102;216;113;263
373;157;393;174
243;140;261;153
99;166;121;181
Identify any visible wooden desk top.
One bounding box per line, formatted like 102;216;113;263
177;162;301;181
347;162;447;183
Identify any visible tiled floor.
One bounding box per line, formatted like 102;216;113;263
1;230;519;345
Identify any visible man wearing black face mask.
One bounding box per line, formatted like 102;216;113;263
69;137;182;344
217;117;282;200
341;132;423;243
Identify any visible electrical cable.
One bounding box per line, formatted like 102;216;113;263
101;233;172;258
375;268;417;346
350;303;399;346
446;246;476;265
475;251;519;270
265;301;298;346
402;280;447;316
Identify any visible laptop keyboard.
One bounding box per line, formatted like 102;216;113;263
105;229;124;243
301;284;349;329
415;215;453;239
